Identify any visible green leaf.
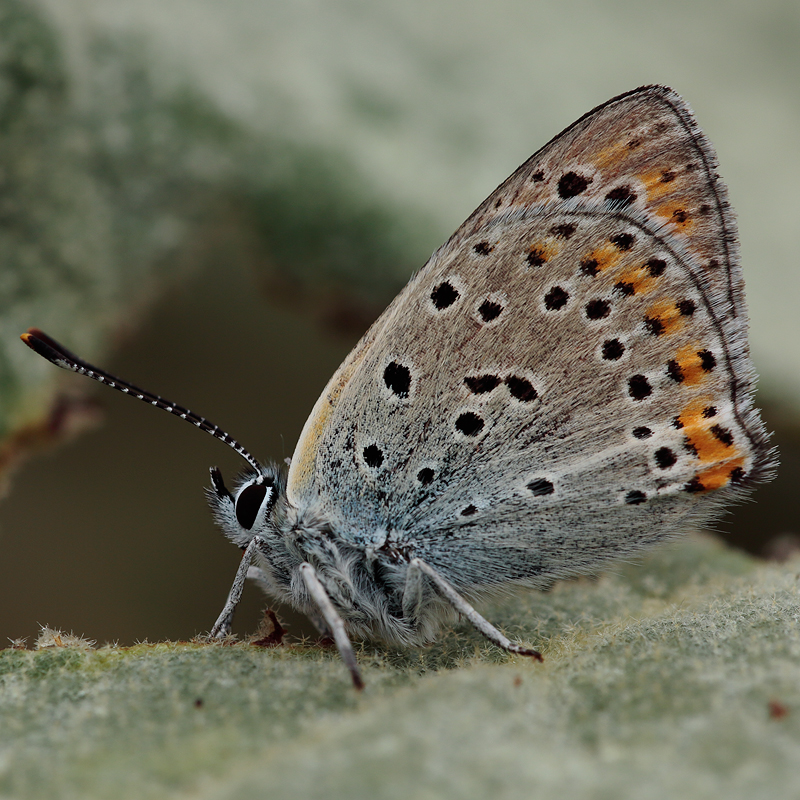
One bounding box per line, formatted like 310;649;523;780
2;535;798;800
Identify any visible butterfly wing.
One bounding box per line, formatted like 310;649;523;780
286;85;772;590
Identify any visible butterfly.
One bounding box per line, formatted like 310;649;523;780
22;85;774;689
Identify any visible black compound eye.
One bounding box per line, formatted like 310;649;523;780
236;482;269;530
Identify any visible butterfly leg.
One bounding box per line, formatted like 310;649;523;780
210;536;267;638
401;559;425;626
410;558;543;662
299;563;364;690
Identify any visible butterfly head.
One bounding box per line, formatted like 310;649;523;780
206;464;284;549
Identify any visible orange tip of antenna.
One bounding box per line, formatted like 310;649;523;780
20;328;44;346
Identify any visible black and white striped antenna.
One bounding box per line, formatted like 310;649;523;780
21;328;261;473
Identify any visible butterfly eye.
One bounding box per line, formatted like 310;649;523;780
235;481;273;530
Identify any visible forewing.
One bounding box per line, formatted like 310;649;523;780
287;86;772;589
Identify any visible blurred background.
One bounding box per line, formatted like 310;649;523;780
0;0;797;646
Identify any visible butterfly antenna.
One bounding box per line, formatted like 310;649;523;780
20;328;262;473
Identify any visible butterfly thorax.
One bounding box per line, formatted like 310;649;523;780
207;464;458;645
